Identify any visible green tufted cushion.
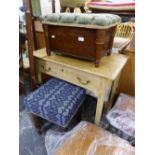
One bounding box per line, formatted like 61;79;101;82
76;14;94;24
44;14;60;22
60;14;77;23
42;13;121;29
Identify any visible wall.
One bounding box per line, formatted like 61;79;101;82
40;0;60;15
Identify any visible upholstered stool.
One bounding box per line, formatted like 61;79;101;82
42;13;121;67
24;78;86;129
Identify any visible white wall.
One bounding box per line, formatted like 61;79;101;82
40;0;60;15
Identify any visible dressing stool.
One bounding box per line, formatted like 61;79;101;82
24;78;86;132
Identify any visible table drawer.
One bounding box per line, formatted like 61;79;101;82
39;60;101;94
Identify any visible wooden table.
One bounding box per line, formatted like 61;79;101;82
33;48;128;125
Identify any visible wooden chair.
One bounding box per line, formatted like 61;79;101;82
113;22;135;53
60;0;88;13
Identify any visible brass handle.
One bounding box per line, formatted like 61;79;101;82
41;65;51;72
45;67;51;72
77;77;90;85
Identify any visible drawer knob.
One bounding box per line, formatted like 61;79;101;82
51;35;55;39
61;69;64;72
77;77;90;85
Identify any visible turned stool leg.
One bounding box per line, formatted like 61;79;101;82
95;60;100;67
107;49;112;56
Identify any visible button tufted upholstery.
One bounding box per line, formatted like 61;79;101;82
42;13;121;28
41;13;121;67
24;78;86;128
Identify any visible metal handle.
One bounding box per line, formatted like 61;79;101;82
45;67;51;72
51;35;55;39
41;65;51;72
77;77;90;85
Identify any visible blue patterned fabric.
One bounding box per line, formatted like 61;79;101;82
24;78;86;128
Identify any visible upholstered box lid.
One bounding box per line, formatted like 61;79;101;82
42;13;121;29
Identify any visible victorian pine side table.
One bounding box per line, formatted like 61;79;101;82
33;48;128;125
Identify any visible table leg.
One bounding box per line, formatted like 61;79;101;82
107;72;121;111
95;80;107;125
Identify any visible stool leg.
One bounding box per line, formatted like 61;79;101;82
29;113;46;134
76;105;83;122
60;126;68;132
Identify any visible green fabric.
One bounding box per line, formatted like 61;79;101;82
31;0;41;16
94;16;110;26
60;14;77;23
45;14;60;22
76;14;94;24
42;13;121;27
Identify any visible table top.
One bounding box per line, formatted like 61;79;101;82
34;48;128;80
